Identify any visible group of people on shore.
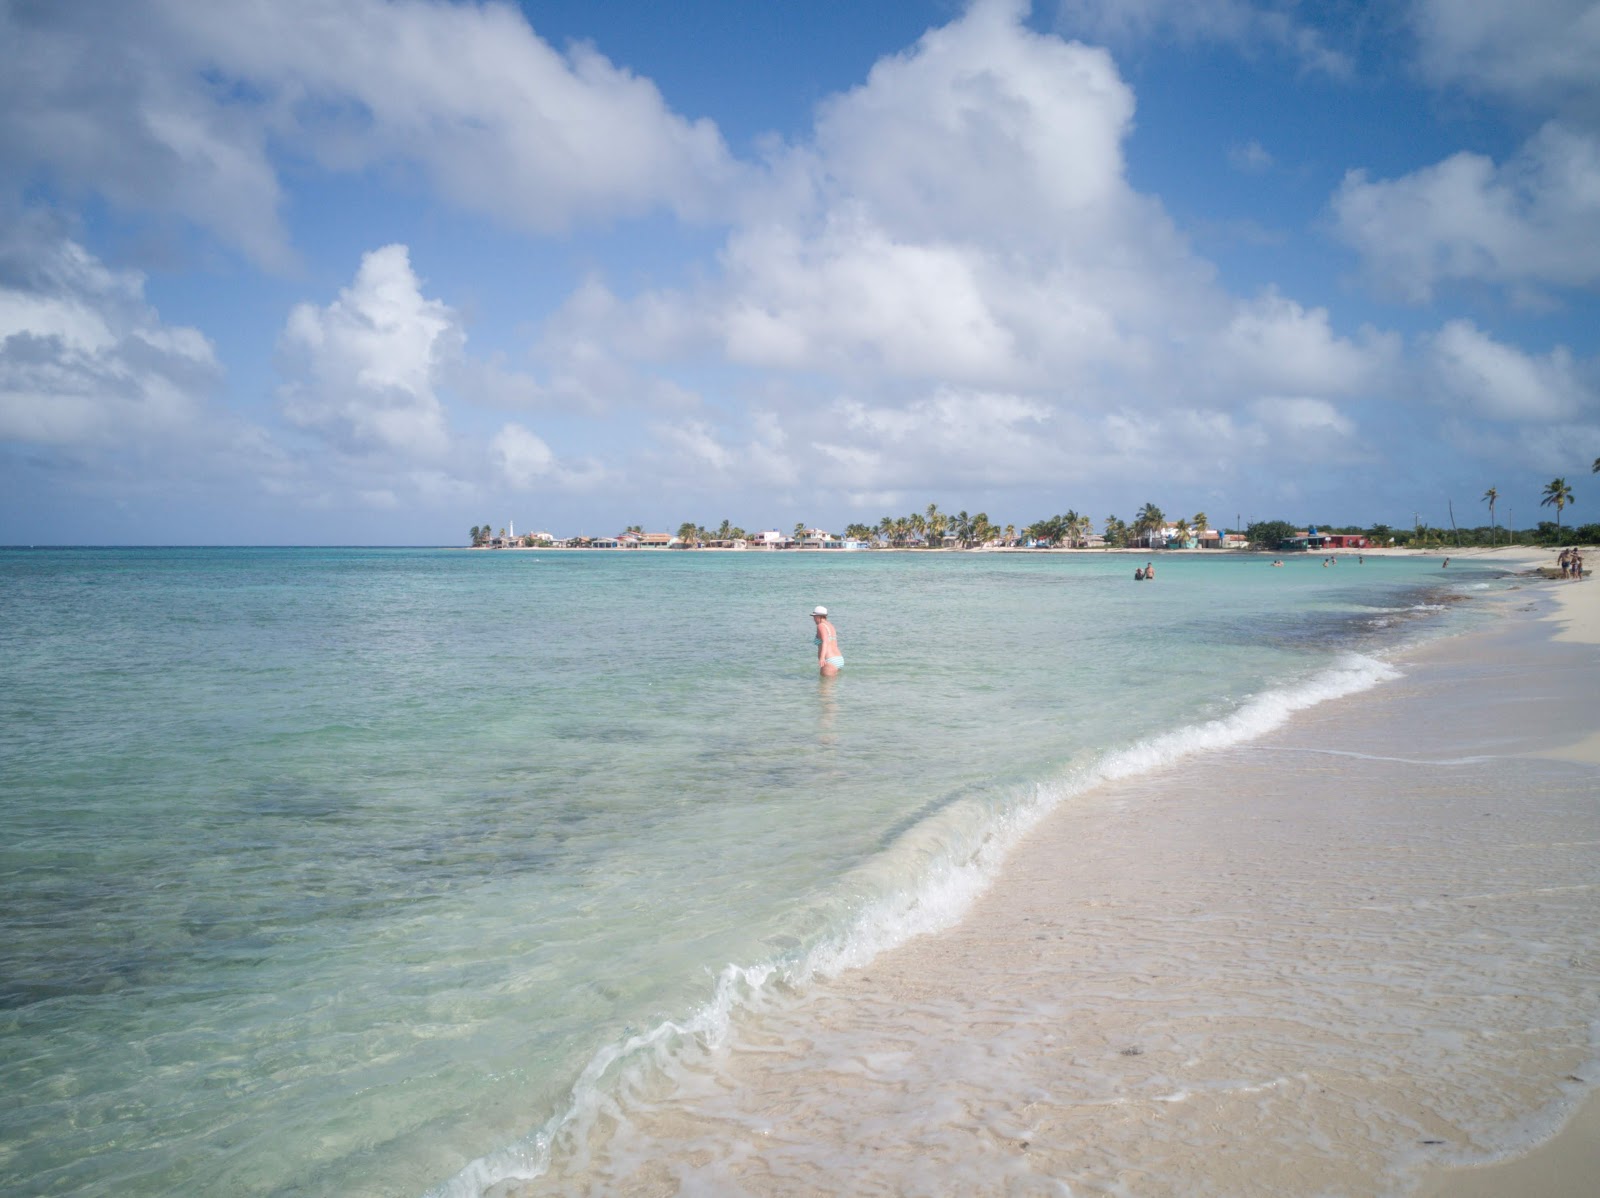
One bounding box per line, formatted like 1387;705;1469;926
1557;548;1586;579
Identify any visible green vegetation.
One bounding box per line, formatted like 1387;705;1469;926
1541;478;1574;528
475;479;1595;548
1245;520;1297;550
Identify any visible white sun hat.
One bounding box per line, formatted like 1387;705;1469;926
811;605;828;616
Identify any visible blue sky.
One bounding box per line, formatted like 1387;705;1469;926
2;0;1597;544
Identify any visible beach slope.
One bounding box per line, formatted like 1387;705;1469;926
524;566;1600;1197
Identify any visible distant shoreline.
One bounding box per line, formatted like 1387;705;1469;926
459;543;1570;563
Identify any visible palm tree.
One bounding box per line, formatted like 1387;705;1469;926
1541;478;1574;528
676;521;699;546
1174;518;1191;546
469;525;481;546
1482;487;1498;546
909;512;928;546
1061;509;1081;548
793;522;808;544
1135;503;1164;547
1192;512;1208;546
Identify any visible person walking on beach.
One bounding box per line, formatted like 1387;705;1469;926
811;605;843;676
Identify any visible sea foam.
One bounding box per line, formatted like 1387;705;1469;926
427;652;1401;1197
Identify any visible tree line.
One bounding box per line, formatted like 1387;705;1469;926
479;468;1597;549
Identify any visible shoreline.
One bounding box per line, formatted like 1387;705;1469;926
460;543;1580;560
1412;570;1600;1197
518;560;1600;1195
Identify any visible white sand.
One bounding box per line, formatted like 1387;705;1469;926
1414;563;1599;1198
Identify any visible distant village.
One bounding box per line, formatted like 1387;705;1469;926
468;511;1289;552
467;479;1590;554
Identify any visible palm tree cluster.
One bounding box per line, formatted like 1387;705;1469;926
662;501;1217;551
873;504;1001;547
1022;510;1092;547
674;519;752;546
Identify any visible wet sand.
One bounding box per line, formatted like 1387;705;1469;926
522;564;1599;1197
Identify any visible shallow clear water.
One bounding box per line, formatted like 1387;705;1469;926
0;547;1506;1196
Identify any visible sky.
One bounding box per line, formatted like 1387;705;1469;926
2;0;1598;545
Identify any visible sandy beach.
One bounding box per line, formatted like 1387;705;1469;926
520;547;1599;1196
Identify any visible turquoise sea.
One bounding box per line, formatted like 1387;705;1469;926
0;547;1511;1196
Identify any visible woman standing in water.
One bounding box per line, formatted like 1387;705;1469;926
811;605;843;676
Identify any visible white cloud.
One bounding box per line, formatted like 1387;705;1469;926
1213;291;1398;397
492;422;557;487
565;0;1214;400
1250;395;1355;440
278;244;458;458
1228;139;1274;173
1052;0;1352;76
717;218;1022;382
0;219;222;446
1332;121;1600;301
491;422;607;492
1423;319;1594;422
1408;0;1600;116
501;1;1407;510
0;4;292;268
0;0;739;268
821;388;1056;490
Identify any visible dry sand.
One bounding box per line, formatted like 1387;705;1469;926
520;553;1599;1197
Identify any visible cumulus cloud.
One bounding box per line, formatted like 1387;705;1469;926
1423;319;1594;422
1333;121;1600;301
0;0;738;268
0;216;223;446
491;421;607;492
567;1;1216;393
278;244;460;459
495;0;1404;508
1213;291;1398;397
